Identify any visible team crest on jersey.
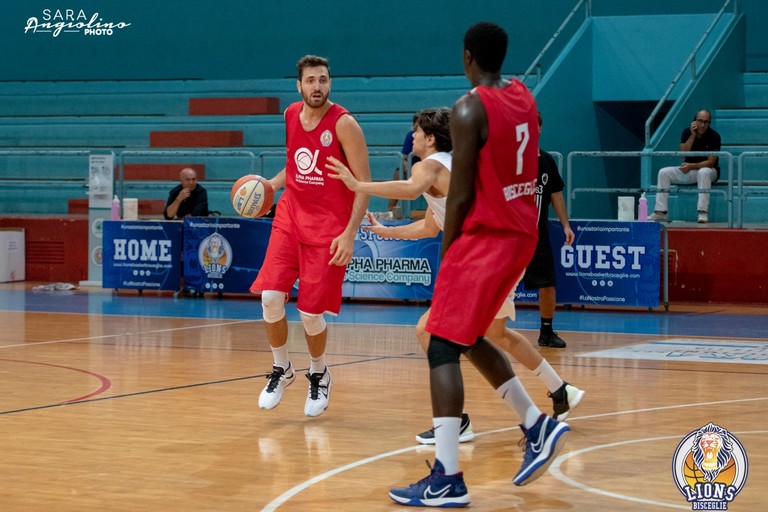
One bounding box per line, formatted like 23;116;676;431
671;423;748;510
320;129;333;147
198;233;232;279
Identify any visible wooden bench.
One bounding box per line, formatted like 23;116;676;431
149;130;243;147
189;97;280;116
121;163;206;181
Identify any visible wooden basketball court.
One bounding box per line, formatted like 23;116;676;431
0;283;765;511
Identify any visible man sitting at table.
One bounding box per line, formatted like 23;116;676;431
163;167;209;220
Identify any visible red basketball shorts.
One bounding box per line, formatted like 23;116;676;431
426;230;536;346
250;225;347;315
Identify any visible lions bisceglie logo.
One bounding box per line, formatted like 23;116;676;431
198;233;232;280
672;423;748;510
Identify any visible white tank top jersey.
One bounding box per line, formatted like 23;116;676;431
421;152;451;230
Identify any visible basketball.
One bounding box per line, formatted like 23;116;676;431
684;456;707;485
231;174;274;218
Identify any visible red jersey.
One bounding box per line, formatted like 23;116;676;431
426;80;539;345
274;101;356;246
462;80;539;241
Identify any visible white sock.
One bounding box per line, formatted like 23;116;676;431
271;344;290;372
497;376;542;429
433;416;461;475
534;360;564;394
309;354;326;375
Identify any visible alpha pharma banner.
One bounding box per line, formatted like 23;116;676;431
343;222;442;300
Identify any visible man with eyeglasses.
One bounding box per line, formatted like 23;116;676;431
648;109;721;224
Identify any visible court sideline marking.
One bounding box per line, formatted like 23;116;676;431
0;319;257;351
259;397;768;511
549;429;767;510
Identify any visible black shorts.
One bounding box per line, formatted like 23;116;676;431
523;243;556;290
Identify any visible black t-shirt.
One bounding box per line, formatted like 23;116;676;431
163;184;209;219
681;127;721;180
535;150;564;247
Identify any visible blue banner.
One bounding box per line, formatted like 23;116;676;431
183;217;272;294
102;220;183;290
515;220;661;308
342;222;442;300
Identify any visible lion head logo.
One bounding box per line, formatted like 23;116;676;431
691;423;734;482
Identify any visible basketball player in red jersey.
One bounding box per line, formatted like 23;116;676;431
326;109;584;443
250;55;370;418
390;23;570;507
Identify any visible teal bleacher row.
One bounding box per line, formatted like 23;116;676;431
0;114;413;148
2;76;767;219
0;145;406;215
0;76;470;117
0;76;477;215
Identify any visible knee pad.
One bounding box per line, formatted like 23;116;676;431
427;335;463;369
299;311;326;337
261;290;287;323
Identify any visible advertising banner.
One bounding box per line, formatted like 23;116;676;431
102;221;183;290
514;220;661;308
342;222;442;300
183;217;272;294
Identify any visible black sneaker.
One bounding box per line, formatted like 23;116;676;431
548;382;586;421
538;331;566;348
415;413;475;445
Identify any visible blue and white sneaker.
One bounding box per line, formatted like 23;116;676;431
389;459;470;508
513;414;570;486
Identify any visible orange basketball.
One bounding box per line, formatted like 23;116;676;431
230;174;274;218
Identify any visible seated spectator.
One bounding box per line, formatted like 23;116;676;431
163;167;209;219
648;109;720;224
387;114;421;213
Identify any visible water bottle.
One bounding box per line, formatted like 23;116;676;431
111;195;121;220
638;193;648;222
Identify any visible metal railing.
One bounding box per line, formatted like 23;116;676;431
0;150;96;213
0;149;92;185
566;150;735;227
644;0;740;147
519;0;591;87
736;151;768;227
115;149;256;213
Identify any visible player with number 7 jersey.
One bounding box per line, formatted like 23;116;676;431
426;78;539;347
461;79;539;237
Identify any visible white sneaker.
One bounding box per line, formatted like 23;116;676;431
304;367;332;417
697;211;709;224
647;211;669;222
258;363;295;410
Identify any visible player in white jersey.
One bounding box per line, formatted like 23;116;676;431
326;107;584;443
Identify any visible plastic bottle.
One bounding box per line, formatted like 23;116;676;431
638;192;648;222
111;195;121;220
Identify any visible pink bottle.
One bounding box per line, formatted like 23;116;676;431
638;193;648;222
111;195;120;220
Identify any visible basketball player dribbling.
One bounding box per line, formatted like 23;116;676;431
250;55;371;418
326;108;584;444
388;22;570;507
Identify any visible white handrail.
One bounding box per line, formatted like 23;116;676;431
519;0;590;86
644;0;740;147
